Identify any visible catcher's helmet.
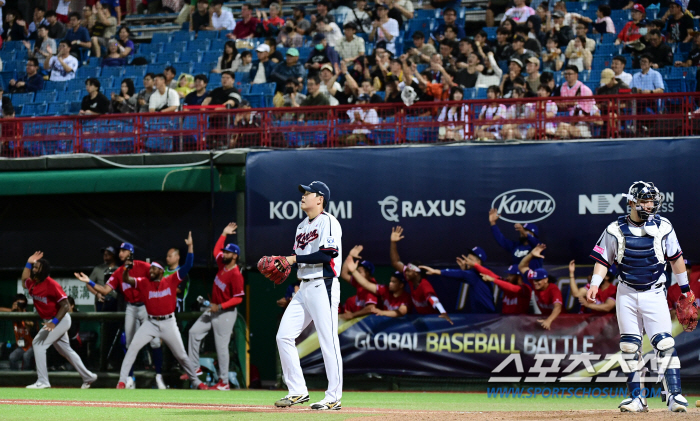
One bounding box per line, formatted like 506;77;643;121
625;181;662;220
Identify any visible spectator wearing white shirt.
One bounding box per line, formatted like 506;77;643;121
344;0;373;33
44;40;78;81
316;16;343;48
343;94;378;144
611;56;633;86
149;74;181;112
210;0;236;31
369;4;399;55
438;87;469;140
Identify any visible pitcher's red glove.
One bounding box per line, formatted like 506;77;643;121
676;291;698;332
257;256;292;285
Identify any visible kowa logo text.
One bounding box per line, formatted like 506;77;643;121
579;192;674;214
491;189;556;223
270;201;352;219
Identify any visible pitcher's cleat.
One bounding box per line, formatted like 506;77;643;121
274;394;310;407
81;373;98;389
126;376;135;389
619;397;648;412
310;400;342;410
26;382;50;389
155;374;166;390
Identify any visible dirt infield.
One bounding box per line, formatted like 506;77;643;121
0;399;695;420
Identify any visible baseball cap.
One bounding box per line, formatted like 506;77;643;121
286;48;299;57
522;223;539;238
527;268;548;280
101;246;116;255
671;0;685;9
313;33;326;43
120;242;135;253
256;44;270;53
321;63;334;73
509;58;524;68
632;3;645;13
358;260;375;275
468;246;487;263
292;5;306;14
392;270;405;283
506;265;521;276
600;68;616;85
527;56;540;65
552;10;565;18
224;243;240;254
512;35;526;43
376;3;389;9
298;181;331;203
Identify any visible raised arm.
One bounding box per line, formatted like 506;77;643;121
216;222;237;257
344;253;378;294
23;251;43;282
389;226;405;272
519;243;546;274
74;272;114;296
341;245;363;282
568;260;585;298
179;231;194;278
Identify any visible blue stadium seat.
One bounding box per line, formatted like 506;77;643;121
250;82;276;95
69;101;82;114
77;67;101;78
151;32;171;44
208;72;222;87
402;117;429;142
99;76;115;89
45;81;67;92
234;71;250;84
193;61;216;75
415;9;438;19
243;93;264;108
0;50;15;62
298;47;312;61
12;93;35;105
5;60;27;73
146;63;165;74
125;65;147;78
0;71;15;89
475;87;488;99
62;90;83;102
171;31;193;43
595;44;619;57
188;39;210;52
101;66;124;79
67;78;86;92
170;41;188;53
21;102;47;116
47;102;70;116
592;55;613;70
685;79;697;92
601;33;616;44
3;41;27;52
139;43;164;56
197;30;220;40
35;91;57;103
210;39;226;52
202;50;221;63
463;88;476;99
483;27;498;41
156;52;178;64
237;83;251;94
666;78;683;92
178;51;201;63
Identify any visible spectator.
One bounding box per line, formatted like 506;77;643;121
202;71;242;108
479;265;531;314
527;14;546;47
616;4;646;46
315;16;343;48
90;2;117;58
559;64;592;109
209;0;236;31
27;6;47;40
540;71;558;96
269;48;306;91
569;260;617;313
2;9;26;41
45;40;78;81
437;87;469;140
337;22;365;63
164;65;178;89
81;5;96;32
593;5;616;35
476;86;507;140
213;40;241;73
509;34;536;64
340;94;378;144
389;227;452;323
189;0;210;33
475;51;503;88
596;68;631;95
273;78;306;107
665;0;693;44
566;36;593;71
229;99;261;147
518;245;563;330
522;56;540;93
238;51;253;73
500;58;524;97
305;34;340;77
101;39;127;67
311;0;332;32
136;73;156;112
175;73;195;98
494;27;512;61
278;20;305;48
431;7;465;44
55;0;71;24
514;24;541;56
501;86;531;139
319;63;341;104
486;0;511;27
9;58;44;93
630;53;665;93
370;4;399;55
45;11;67;40
293;75;331;108
344;0;373;34
0;294;35;370
256;2;283;37
547;10;574;47
640;29;674;69
149;74;180;112
413;66;454;102
24;25;55;70
138;0;163;14
502;0;535;24
453;52;481;88
566;22;596;54
184;74;209;106
489;208;542;268
229;3;259;39
64;12;91;61
249;44;274;84
392;0;414;21
116;26;134;57
541;37;564;72
611;55;633;85
80;78;110;115
111;78;137;113
288;6;310;36
102;0;122;25
0;87;15;119
338;247;379;319
528;84;558;137
407;31;435;64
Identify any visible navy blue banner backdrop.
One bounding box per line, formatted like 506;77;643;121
245;138;700;267
295;314;700;379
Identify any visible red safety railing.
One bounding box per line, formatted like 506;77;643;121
1;92;697;158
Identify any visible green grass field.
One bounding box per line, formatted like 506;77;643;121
0;388;689;421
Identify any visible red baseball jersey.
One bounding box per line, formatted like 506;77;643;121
408;278;439;315
497;281;533;314
343;295;363;313
213;237;245;309
350;277;378;307
133;272;181;316
107;260;151;303
534;282;563;316
376;284;411;311
24;277;67;320
667;280;700;310
579;283;617;314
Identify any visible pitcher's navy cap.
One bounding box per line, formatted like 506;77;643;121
469;246;487;263
298;181;330;203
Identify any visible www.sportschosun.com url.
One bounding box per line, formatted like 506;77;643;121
486;387;663;399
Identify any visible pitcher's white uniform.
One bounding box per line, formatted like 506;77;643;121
276;211;343;403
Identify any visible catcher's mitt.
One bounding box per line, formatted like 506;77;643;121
676;291;698;332
257;256;292;285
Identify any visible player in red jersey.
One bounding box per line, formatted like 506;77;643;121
475;264;532;314
184;222;245;391
519;244;563;330
568;260;617;314
339;245;378;320
667;259;700;319
23;251;97;389
79;242;163;389
389;226;452;324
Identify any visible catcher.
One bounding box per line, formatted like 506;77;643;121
588;181;697;413
258;181;343;411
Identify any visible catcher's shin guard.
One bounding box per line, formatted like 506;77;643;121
620;334;645;404
651;333;682;402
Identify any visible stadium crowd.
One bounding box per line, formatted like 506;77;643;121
0;0;698;145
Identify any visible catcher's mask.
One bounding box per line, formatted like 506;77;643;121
624;181;662;221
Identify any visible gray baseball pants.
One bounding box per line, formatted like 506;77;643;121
118;315;201;386
187;308;238;383
33;314;95;386
125;303;161;349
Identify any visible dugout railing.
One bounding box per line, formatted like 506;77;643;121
0;92;697;157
